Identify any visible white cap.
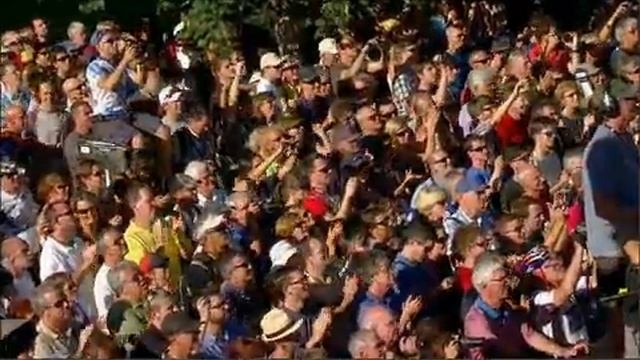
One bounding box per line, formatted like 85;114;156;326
158;85;183;106
269;241;298;268
260;52;282;70
318;38;338;55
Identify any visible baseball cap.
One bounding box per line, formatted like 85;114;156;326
318;38;339;55
161;311;199;337
139;253;168;275
455;174;487;194
159;85;184;106
299;66;319;83
269;241;298;268
260;52;282;70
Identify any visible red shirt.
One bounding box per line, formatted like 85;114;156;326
495;113;528;147
456;266;473;293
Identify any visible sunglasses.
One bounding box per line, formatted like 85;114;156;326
48;298;70;310
75;207;95;215
469;145;487;152
56;55;69;62
432;157;448;164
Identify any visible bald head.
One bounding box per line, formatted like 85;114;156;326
359;305;393;330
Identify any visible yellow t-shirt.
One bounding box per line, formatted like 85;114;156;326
123;220;186;285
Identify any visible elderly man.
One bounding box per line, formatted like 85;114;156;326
106;260;148;346
0;63;31;123
458;68;496;136
611;17;639;76
33;281;77;358
358;305;401;357
443;177;492;253
464;252;588;359
94;227;125;321
348;329;386;359
133;291;178;358
0;160;38;236
0;237;35;299
39;201;95;283
184;160;227;217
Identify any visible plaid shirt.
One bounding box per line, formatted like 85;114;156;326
0;83;31;126
391;67;417;116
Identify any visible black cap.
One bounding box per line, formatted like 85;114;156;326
300;66;319;83
161;311;200;337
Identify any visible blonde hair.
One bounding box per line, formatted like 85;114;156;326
414;187;447;216
554;81;579;103
247;126;282;155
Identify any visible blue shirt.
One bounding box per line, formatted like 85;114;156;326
583;125;640;257
86;57;137;118
200;321;246;359
391;254;436;313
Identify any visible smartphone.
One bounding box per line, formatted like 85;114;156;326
575;69;594;99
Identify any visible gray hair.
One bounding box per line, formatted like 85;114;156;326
348;329;379;358
67;21;85;39
149;290;176;314
472;252;506;292
96;227;121;256
562;147;584;169
359;305;393;330
615;17;638;43
33;281;64;316
467;69;496;96
507;49;527;67
107;260;139;295
184;160;208;181
218;251;247;280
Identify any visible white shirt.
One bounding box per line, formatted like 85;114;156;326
39;236;82;281
256;78;279;98
0;189;39;234
93;264;115;320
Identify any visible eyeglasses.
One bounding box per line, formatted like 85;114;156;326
233;261;250;270
432;157;448;164
55;184;69;191
564;92;578;99
340;42;354;49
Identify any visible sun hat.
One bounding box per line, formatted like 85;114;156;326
260;308;304;342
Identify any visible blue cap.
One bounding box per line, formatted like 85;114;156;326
455;172;487;194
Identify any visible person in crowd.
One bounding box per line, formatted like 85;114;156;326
0;236;35;300
32;281;77;358
464;252;589;359
94;227;124;323
0;4;639;359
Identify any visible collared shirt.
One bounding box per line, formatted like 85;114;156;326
0;189;39;235
86;57;137;118
94;263;115;320
33;322;78;359
583;124;640;257
39;236;83;281
391;67;418;117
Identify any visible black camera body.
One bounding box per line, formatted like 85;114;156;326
78;140;128;183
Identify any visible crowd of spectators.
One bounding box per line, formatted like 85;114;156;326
0;0;638;359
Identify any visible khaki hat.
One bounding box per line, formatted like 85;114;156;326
260;308;304;342
318;38;338;55
260;52;282;70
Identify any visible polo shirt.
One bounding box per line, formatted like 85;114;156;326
39;236;82;281
33;322;79;359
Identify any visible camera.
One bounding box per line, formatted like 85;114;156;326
78;140;128;185
575;69;594;99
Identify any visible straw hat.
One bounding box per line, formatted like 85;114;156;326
260;308;303;342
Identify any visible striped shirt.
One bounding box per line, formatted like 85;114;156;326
86;57;137;118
